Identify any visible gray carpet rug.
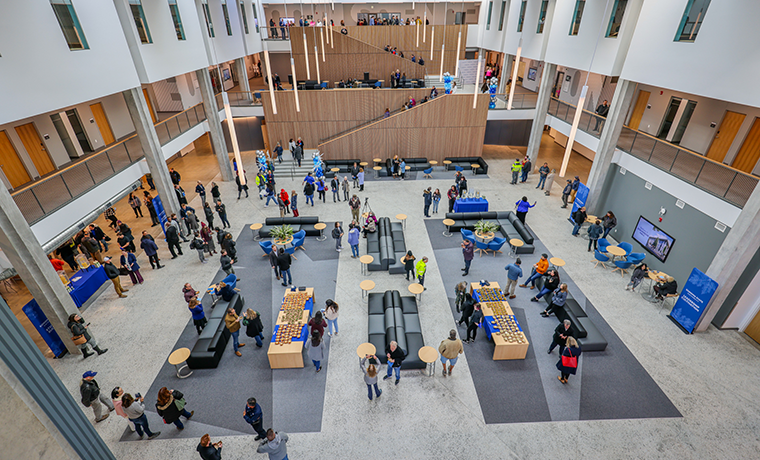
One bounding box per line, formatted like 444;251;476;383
121;225;338;441
424;219;681;424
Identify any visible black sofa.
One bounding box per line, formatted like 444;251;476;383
258;217;323;238
367;290;425;369
187;292;245;369
380;157;431;177
444;211;535;254
534;276;607;352
444;156;489;175
366;217;406;274
324;159;361;175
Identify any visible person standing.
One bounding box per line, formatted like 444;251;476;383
536;163;550;190
56;240;79;271
317;177;326;203
570;176;580;203
256;429;289;460
548;319;576;355
203;202;215;229
383;340;405;385
243;309;265;347
571;206;588;236
68;314;108;358
587;219;604;252
342;176;350;201
195;181;206;204
211;182;221;202
510;159;522;185
304;180;315;207
111;387;135;432
447;185;458;213
215;200;231;229
561;180;572;208
415;256;428;287
349;195;361;223
423;187;432;217
594;100;609;131
169;168;181;185
350;163;360;188
165;222;183;259
175;184;188;206
402;251;416;281
197;434;223;460
504;259;523;299
514;197;536;224
191;233;208;263
155;387;194;429
521;158;532;183
236;173;249;199
243;397;267;440
201;223;216;255
521;254;549;290
122;393;161;440
269;18;278;37
277;247;292;286
220;250;234;275
358;168;365;191
557;337;582;384
269;245;280;280
274;141;283;163
461;239;474;276
464;303;483;344
438;329;463;376
103;256;128;298
119;248;143;284
347;223;360;258
432;189;441;214
361;354;383;400
290;190;299;217
601;211;617;238
188;299;207;334
79;371;114;422
144;193;160;226
324;299;339;336
128;193;143;218
331;222;344;251
294;143;303;167
308;311;327;338
330;176;341;202
304;330;326;372
225;307;245;357
81;232;103;265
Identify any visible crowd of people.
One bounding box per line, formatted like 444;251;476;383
358;15;428;26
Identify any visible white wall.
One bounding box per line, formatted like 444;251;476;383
0;0;140;125
176;72;204;108
724;269;760;329
205;0;248;64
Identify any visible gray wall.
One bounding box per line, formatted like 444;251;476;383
222;117;265;154
483;119;532;146
596;164;729;288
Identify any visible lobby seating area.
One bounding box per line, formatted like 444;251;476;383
367;290;425;369
366;217;407;274
445;211;536;254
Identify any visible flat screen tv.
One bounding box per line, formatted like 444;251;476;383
527;67;538;81
631;216;675;263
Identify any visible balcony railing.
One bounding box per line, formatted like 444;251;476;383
548;97;606;136
488;93;538;110
11;103;207;224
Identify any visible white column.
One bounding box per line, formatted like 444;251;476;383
525;63;557;164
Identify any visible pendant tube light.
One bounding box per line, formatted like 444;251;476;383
320;27;325;61
303;33;311;79
439;44;445;82
416;21;419;47
455;31;461;77
291;58;300;112
473;58;482;109
506;38;522;110
430;27;435;60
221;92;245;185
423;11;427;42
263;48;277;114
314;45;321;82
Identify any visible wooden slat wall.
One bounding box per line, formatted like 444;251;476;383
262;88;431;147
317;94;489;162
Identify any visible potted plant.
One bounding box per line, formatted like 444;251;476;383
473;220;499;240
271;224;295;243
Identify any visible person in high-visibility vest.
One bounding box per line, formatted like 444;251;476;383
510;159;522;185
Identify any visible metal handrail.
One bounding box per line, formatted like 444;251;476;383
547;97;608;136
487;92;538;110
11;103;207;224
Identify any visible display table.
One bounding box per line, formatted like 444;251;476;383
453;198;488;213
69;267;109;308
267;288;314;369
469;282;529;360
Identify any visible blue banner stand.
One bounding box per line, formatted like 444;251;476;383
667;267;719;334
567;182;589;223
152;194;169;236
22;299;68;358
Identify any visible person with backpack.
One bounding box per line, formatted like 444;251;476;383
190;233;207;263
587;219;604;252
155;387;194;429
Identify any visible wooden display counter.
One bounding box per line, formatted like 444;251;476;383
268;288;315;369
469;282;530;361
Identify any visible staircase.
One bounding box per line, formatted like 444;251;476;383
273;150;320;180
424;75;462;89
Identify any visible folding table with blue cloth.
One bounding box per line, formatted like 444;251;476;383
453;197;489;213
68;267;110;308
469;281;530;360
267;287;315;369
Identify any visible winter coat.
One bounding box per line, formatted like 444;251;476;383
155;390;186;423
556;345;582;375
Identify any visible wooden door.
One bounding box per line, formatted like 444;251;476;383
15;123;54;177
706;111;746;162
0;131;31;188
732;118;760;173
744;306;760;345
143;88;157;123
627;90;650;130
89;102;115;145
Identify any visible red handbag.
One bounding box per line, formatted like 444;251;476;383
561;349;578;368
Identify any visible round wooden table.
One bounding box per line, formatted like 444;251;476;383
373;158;382;164
443;160;452;171
429;160;438;166
396;213;407;229
550;257;566;267
642;271;667;302
373;165;382;178
360;280;375;300
250;223;263;241
359;162;368;167
359;255;374;275
314;222;327;241
442;218;455;237
509;239;524;258
418;346;438;376
471;163;481;175
168;348;193;378
606;245;626;260
274;235;294;247
408;282;424;301
356;342;376;358
330;167;340;173
474;230;495;243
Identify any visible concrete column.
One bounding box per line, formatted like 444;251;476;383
696;186;760;331
0;189;80;355
585;79;636;215
123;87;181;218
525;62;557;165
498;54;512;94
196;69;234;182
235;57;251;93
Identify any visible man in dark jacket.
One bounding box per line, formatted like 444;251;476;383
175;184;187;205
269;245;280;280
103;256;127;297
548;319;576;356
571;206;587;236
594;100;609;131
570;176;581;203
169;168;181;184
244;397;267;440
423;188;432;218
521;159;532;183
56;241;79;271
68;313;107;358
165;224;182;259
277;247;292;286
561;180;572;208
537;162;550;190
215;200;231;228
383;341;405;385
81;233;103;264
80;370;114;422
140;231;162;269
88;224;109;252
461;239;474;276
220;251;234;275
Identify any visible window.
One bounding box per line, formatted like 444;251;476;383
675;0;711;42
517;1;527;32
240;1;249;34
498;1;506;31
606;0;627;37
537;1;549;33
486;1;493;30
201;0;215;37
252;0;259;33
569;0;585;36
168;0;185;40
222;1;232;35
128;0;152;44
49;0;89;50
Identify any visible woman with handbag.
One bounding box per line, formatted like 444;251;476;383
119;248;143;285
556;336;582;384
67;314;107;359
155;387;194;429
243;309;265;347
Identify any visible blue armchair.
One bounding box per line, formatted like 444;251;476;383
598;238;611;253
627;252;645;264
259;240;273;257
284;245;297;260
617;242;633;257
612;260;634;277
293;231;306;251
461;229;476;243
423;167;433;178
487;237;507;255
594;249;610;269
475;240;490;256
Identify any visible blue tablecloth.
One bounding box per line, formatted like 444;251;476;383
453;198;489;212
69;267;109;308
483;315;522;340
270;324;308;343
279;293;314;315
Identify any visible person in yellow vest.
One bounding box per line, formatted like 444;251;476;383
416;257;428;288
510;159;522;185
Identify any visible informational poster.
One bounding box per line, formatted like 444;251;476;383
152;194;168;236
571;182;589;214
668;268;719;334
22;299;67;358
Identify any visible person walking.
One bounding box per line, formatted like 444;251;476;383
454;281;468;313
197;434;223;460
243;309;265;347
464;303;483;344
103;256;128;298
361;354;383;400
257;429;289;460
225;307;245;357
541;284;569;317
294;143;303;167
342;176;350;201
432;189;441;214
236;173;249;199
215;200;231;229
349;195;361;223
277;247;292;286
521;158;532;183
195;181;206;204
548;319;575;355
347;223;360;258
416;256;428;287
423;187;432;217
104;206;119;229
438;329;463;376
190;233;207;263
279;189;290;215
571;206;588;236
155;387;194;429
290;190;299;217
536;163;550;190
243;397;267;440
220;250;234;275
79;371;114;422
324;299;339;336
514;197;536;224
201;223;216;255
68;314;108;358
222;233;237;262
587;219;603;252
274;142;283;163
304;180;315;207
461;239;474;276
447;185;458;213
504;259;523;299
128;193;143;218
601;211;617;238
304;330;326;372
521;254;549;290
402;251;416;281
308;311;327;338
332;222;344;252
120;248;144;284
557;337;582;384
111;387;136;432
561;180;572;208
188;299;207;334
166;222;183;258
510;159;522;185
140;232;162;269
383;340;405;385
122;393;161;440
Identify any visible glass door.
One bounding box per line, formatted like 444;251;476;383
656;97;682;139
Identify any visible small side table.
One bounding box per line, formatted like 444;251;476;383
360;280;375;300
250;223;263;241
471;163;481;176
418;346;438;376
373;158;382;164
408;282;424;302
550;257;566;268
359;255;374;275
168;348;193;379
442;219;455;237
509;239;524;258
356;342;377;360
443;160;452;171
396;214;407;229
359;162;369;167
314;222;327;241
373;165;382;178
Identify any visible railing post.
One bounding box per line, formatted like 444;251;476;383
649;138;657;161
694;159;706;182
105;150;115;172
31;189;44;215
724;173;738;198
84;162;96;185
61;177;72;199
670;150;680;171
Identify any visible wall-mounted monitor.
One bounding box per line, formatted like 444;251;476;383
527;67;538;81
631;216;675;263
222;68;231;81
